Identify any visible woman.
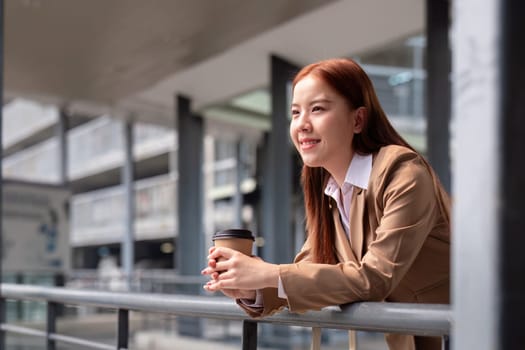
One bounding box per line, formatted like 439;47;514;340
202;58;450;350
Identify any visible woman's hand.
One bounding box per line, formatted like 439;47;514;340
201;246;279;294
202;256;256;300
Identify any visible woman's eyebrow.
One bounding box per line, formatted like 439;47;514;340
309;98;332;105
291;98;333;108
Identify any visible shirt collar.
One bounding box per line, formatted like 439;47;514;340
324;153;372;195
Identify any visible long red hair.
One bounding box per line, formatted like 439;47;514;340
293;58;426;264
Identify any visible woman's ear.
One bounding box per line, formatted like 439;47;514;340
353;107;367;134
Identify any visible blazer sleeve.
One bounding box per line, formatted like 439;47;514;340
279;153;441;313
236;234;315;317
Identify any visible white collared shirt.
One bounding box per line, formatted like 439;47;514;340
323;153;373;239
276;153;373;299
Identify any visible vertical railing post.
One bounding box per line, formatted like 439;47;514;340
46;301;57;350
442;335;450;350
242;320;258;350
117;309;129;350
0;297;4;350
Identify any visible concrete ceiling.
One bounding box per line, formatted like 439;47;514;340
5;0;424;126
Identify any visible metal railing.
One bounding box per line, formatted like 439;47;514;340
0;283;451;350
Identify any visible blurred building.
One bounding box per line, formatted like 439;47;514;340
1;1;458;348
2;34;428;274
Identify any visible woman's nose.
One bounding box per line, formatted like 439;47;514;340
297;113;312;132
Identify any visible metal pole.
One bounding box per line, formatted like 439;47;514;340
442;335;449;350
1;283;452;336
15;274;23;319
242;320;258;350
426;0;451;192
46;302;57;350
121;121;135;291
117;309;129;350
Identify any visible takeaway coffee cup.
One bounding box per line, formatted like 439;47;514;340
212;229;255;256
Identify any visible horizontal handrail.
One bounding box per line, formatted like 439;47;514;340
0;324;115;350
0;283;451;337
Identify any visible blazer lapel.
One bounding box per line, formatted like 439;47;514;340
332;206;358;263
349;187;365;260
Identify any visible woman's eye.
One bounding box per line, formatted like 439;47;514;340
291;110;299;117
312;106;323;112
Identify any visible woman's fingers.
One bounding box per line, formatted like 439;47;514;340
204;278;230;292
202;260;238;290
203;281;217;292
208;246;235;260
201;260;230;275
202;248;243;274
204;275;233;291
200;258;218;275
202;249;275;292
208;258;217;268
203;281;256;300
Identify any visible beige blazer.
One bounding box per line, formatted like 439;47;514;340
238;145;450;350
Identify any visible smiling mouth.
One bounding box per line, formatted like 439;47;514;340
300;140;320;145
299;139;320;151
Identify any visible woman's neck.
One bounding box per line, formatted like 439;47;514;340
326;154;353;188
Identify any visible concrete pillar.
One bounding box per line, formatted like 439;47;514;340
259;54;299;349
175;95;203;337
120;120;135;291
452;0;525;348
175;94;204;277
262;55;299;264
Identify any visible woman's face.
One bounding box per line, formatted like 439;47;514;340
290;74;362;181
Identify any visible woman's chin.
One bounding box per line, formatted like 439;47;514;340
301;159;323;168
